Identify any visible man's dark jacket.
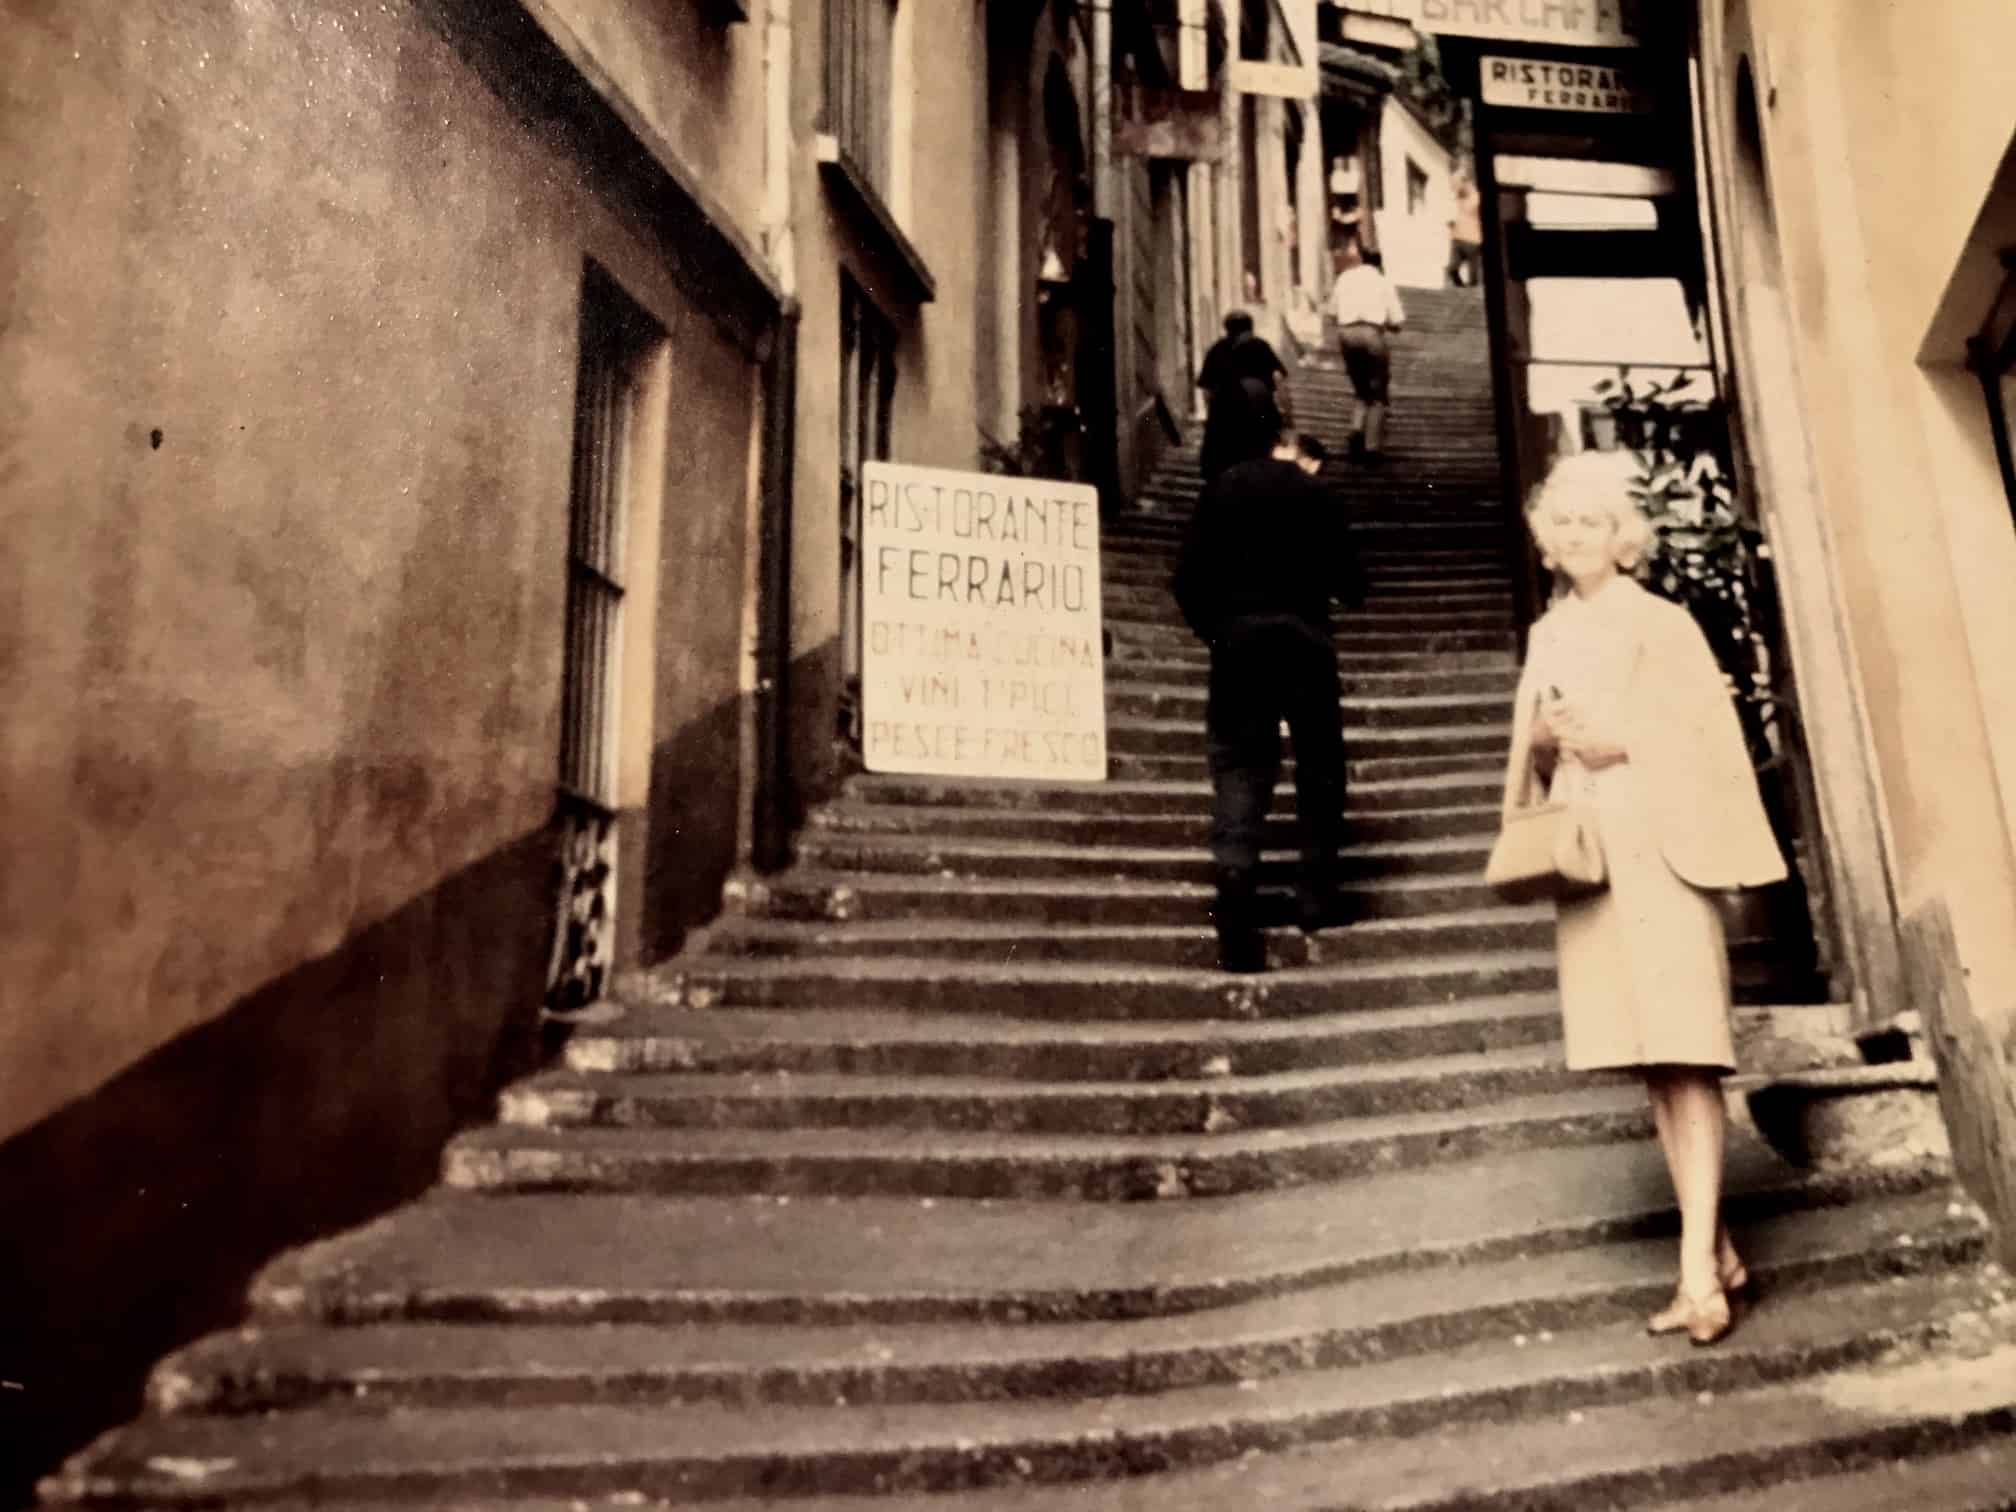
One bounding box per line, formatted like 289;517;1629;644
1196;333;1288;480
1172;455;1365;642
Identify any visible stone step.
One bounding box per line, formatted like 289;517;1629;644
725;866;1511;928
1108;624;1517;658
804;800;1499;850
703;909;1543;970
1103;584;1514;613
56;1271;2012;1504
243;1139;1959;1329
1107;645;1519;678
835;770;1506;817
1112;753;1516;786
1111;668;1520;705
1108;683;1515;723
1102;717;1510;758
143;1197;1986;1420
651;944;1553;1021
562;994;1568;1082
440;1081;1655;1200
788;830;1498;884
1111;750;1513;784
502;1040;1584;1138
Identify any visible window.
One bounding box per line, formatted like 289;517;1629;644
548;265;661;1014
1969;248;2016;522
838;274;897;749
824;0;900;196
1407;157;1430;216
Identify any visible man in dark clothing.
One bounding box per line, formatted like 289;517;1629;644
1195;311;1287;483
1172;406;1366;974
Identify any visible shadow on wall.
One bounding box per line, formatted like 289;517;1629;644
0;830;553;1507
643;692;749;963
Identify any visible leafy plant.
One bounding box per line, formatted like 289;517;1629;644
979;405;1080;479
1595;369;1792;775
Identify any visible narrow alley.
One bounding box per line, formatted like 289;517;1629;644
11;3;2016;1509
39;294;2016;1508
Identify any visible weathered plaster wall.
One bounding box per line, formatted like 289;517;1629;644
534;0;770;234
1720;0;2016;1253
0;0;764;1488
784;0;993;808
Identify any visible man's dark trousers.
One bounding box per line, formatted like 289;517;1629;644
1205;612;1346;903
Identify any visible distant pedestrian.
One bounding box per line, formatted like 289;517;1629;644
1447;171;1483;288
1196;311;1287;483
1329;235;1405;463
1173;402;1366;973
1498;452;1787;1346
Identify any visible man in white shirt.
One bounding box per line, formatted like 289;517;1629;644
1328;234;1405;462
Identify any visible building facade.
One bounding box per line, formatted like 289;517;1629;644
0;0;1318;1491
1696;0;2016;1258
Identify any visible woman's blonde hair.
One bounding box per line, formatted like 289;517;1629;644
1524;448;1655;571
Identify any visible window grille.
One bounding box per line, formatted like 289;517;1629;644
824;0;900;195
838;273;897;749
548;266;660;1015
1407;158;1430;217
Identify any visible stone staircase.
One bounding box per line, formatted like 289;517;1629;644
41;287;2016;1509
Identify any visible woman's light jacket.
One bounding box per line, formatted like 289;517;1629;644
1501;577;1788;891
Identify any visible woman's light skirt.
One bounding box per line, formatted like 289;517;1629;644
1553;760;1736;1073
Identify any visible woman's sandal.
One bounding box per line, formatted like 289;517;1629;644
1646;1285;1735;1346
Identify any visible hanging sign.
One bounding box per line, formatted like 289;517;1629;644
860;462;1108;782
1115;86;1224;161
1229;59;1319;100
1353;0;1644;48
1481;54;1655;113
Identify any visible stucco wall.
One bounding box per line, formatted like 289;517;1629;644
1712;0;2016;1252
1376;93;1455;290
785;0;993;807
0;0;764;1488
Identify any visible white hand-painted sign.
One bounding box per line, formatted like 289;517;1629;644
860;462;1107;782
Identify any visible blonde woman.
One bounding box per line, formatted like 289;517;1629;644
1502;451;1787;1345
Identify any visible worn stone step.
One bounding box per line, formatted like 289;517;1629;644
1102;585;1514;616
144;1199;1988;1420
1110;668;1519;707
55;1280;2014;1504
651;944;1553;1021
1112;748;1511;784
242;1140;1958;1331
836;770;1507;817
1104;717;1510;759
562;994;1568;1082
805;801;1498;850
725;866;1511;928
1106;693;1514;733
504;1040;1582;1137
1107;645;1519;678
708;906;1541;967
1109;623;1517;658
788;829;1496;885
442;1079;1650;1200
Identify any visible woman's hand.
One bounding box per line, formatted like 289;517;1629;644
1541;690;1628;769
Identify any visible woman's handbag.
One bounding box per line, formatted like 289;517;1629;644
1484;798;1607;904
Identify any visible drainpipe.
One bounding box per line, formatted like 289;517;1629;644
749;0;800;871
751;306;799;872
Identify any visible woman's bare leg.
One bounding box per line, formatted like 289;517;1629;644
1659;1068;1730;1297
